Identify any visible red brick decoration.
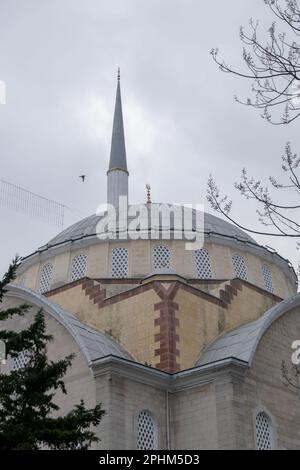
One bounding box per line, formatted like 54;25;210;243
45;276;282;375
46;277;181;372
153;282;180;373
82;279;107;305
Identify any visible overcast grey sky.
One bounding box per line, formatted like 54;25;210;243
0;0;299;276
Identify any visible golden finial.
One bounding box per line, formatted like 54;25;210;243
146;184;152;204
117;67;120;81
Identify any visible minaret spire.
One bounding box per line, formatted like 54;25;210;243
107;69;129;208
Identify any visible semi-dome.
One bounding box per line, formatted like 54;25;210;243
197;291;300;367
7;284;132;366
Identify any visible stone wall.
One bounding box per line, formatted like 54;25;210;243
17;239;296;298
2;294;300;449
46;278;280;373
95;372;168;450
0;296;100;446
234;306;300;449
169;382;218;449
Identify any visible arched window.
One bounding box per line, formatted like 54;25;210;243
111;247;128;278
70;254;87;281
39;263;53;294
11;350;30;371
137;410;157;450
255;412;273;450
194;248;212;278
153;245;170;270
261;265;274;293
232;254;248;281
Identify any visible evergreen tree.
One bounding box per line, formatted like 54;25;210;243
0;257;105;450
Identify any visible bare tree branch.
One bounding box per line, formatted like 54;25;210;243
211;0;300;124
207;143;300;239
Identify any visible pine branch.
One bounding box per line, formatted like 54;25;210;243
0;260;105;450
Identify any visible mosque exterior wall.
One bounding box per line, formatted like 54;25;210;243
16;239;296;299
240;306;300;450
45;277;280;373
2;289;300;449
0;296;97;444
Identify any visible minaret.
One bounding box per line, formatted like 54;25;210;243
107;69;129;209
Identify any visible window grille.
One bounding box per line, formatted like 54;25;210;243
111;248;128;278
232;254;248;281
39;263;53;294
194;248;212;278
11;350;30;371
255;412;273;450
261;265;274;293
70;254;87;281
153;245;170;270
137;410;157;450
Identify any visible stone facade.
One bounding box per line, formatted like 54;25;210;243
44;275;280;372
93;301;300;450
0;297;96;417
2;279;300;450
17;238;296;299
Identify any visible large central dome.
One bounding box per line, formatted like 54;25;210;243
17;72;297;299
47;207;257;249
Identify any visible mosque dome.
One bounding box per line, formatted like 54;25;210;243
46;208;256;249
16;73;297;299
8;72;300;451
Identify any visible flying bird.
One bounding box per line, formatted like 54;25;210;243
79;175;86;182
